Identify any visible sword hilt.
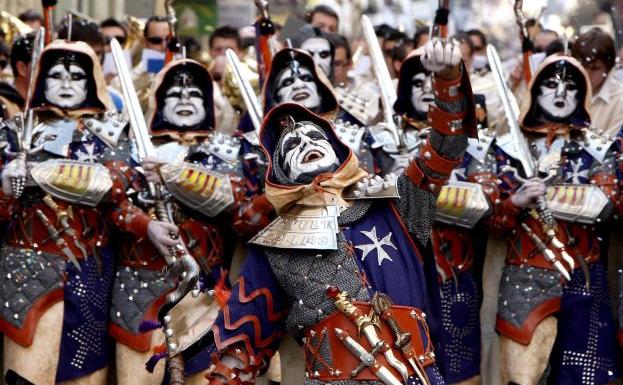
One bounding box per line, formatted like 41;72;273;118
371;292;411;349
351;340;385;377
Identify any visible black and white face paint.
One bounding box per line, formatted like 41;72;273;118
410;72;434;115
275;65;321;110
44;63;88;108
162;83;206;128
279;123;339;183
537;72;579;120
300;37;332;76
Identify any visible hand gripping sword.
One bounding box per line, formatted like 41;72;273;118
328;287;410;383
111;37;200;385
487;44;573;281
225;48;262;141
361;15;405;151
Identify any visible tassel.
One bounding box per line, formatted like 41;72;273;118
138;319;162;332
215;270;231;308
153;343;167;354
145;351;167;373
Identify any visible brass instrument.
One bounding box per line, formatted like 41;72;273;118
222;57;260;113
0;11;32;44
125;15;145;66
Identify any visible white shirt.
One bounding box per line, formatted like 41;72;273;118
591;70;623;137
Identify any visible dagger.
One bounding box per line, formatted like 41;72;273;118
35;209;81;271
372;292;431;385
328;287;410;381
521;223;571;281
334;328;403;385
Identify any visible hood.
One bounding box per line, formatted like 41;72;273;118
394;47;429;121
30;40;111;116
520;54;591;132
146;59;215;141
260;103;366;214
261;48;338;121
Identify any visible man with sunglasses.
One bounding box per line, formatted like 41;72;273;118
101;18;127;53
143;16;170;53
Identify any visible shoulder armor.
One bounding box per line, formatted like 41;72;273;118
335;87;378;125
154;142;190;163
82;111;127;148
368;124;423;154
343;173;399;200
580;128;615;164
241;130;260;147
32;119;78;157
334;119;366;154
160;162;235;217
436;181;491;229
30;159;113;206
466;130;495;164
546;184;613;224
201;132;241;163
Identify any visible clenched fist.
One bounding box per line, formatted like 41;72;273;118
421;37;462;74
510;178;546;209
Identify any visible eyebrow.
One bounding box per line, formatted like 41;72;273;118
281;133;301;156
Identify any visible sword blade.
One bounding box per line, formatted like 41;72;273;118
486;44;535;178
225;48;263;140
361;15;403;148
110;38;156;161
362;325;409;381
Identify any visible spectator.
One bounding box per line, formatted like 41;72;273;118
306;5;339;34
572;27;623;137
413;26;430;48
534;29;559;53
18;9;43;30
467;29;487;55
452;32;475;72
209;26;242;58
100;17;127;52
57;19;105;60
143;16;170;53
330;34;352;87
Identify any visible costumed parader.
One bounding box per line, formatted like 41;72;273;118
489;54;621;385
0;37;176;385
291;24;335;80
392;45;493;385
110;58;236;385
203;36;475;385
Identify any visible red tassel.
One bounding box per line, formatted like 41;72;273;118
215;270;231;308
153;343;167;354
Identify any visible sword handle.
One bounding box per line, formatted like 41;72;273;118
168;355;185;385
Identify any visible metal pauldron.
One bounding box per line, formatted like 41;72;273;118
436;181;491;228
545;184;612;224
30;159;113;207
160;161;235;218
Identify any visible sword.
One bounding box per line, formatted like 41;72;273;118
361;15;405;150
11;27;45;198
334;328;403;385
328;287;409;382
372;293;431;385
225;48;262;141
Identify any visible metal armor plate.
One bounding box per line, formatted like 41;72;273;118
436;181;491;229
249;205;340;250
82;111;127;148
580;128;615;163
335;86;378;125
30;159;113;206
334;119;366;154
162;290;220;357
32;119;77;157
343;173;400;199
160;162;235;217
546;184;612;224
466;130;495;164
200;132;241;164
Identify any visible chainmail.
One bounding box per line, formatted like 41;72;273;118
395;174;436;245
265;231;370;336
498;265;563;328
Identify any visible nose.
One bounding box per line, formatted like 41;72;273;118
180;88;190;100
424;77;433;93
61;76;71;88
292;76;305;89
554;80;567;98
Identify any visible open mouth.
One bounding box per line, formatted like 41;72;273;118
554;101;566;108
293;92;310;102
302;149;324;163
59;93;73;99
176;110;193;116
421;96;434;103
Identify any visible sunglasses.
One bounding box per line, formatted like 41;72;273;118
146;36;168;45
105;35;127;46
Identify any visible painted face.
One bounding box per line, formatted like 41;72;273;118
536;72;579;121
410;72;434;115
300;37;332;76
162;82;206;128
275;65;321;110
279;123;339;183
44;63;88;108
